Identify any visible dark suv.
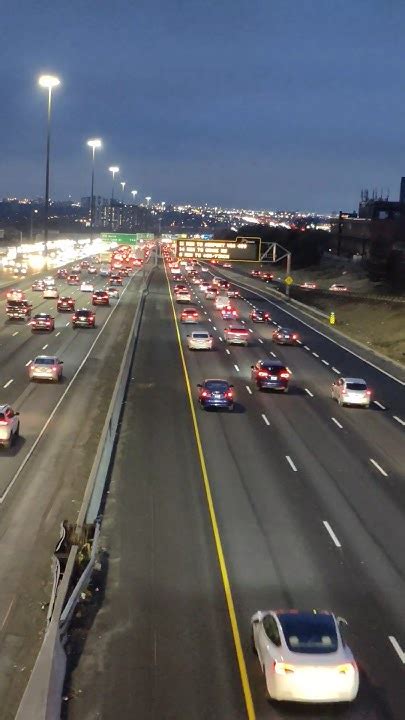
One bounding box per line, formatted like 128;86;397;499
72;309;96;328
251;360;291;392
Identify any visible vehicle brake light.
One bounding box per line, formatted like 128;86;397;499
292;334;298;339
226;391;233;398
280;372;290;379
201;390;210;397
52;366;58;371
273;661;295;675
366;389;371;396
0;420;8;426
258;371;268;378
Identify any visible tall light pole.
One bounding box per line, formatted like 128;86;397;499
145;196;151;208
109;166;119;231
120;181;126;202
38;74;60;262
109;166;119;202
131;189;138;203
87;139;102;238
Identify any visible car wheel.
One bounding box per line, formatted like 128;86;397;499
283;386;289;393
15;422;20;437
3;439;11;450
251;629;257;655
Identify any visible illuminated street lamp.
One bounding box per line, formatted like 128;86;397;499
87;138;102;238
38;74;60;260
120;181;126;201
145;196;151;208
131;189;138;203
109;166;119;201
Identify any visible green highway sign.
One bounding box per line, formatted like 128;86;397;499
100;232;154;244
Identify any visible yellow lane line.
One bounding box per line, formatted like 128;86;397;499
164;263;256;720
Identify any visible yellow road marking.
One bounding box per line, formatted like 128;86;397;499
164;263;256;719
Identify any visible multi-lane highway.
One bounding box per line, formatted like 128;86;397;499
65;259;405;719
0;257;147;719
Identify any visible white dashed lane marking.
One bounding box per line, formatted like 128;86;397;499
234;364;240;372
393;415;405;425
225;349;231;355
305;388;314;397
286;455;298;472
25;360;32;367
246;385;252;395
370;458;388;477
331;417;343;429
321;359;330;366
389;636;405;664
12;331;19;337
55;332;61;337
332;367;340;374
258;338;264;344
304;345;310;351
323;521;342;548
312;352;319;358
42;344;48;350
3;379;14;389
261;413;270;426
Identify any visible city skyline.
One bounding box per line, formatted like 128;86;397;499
1;1;404;213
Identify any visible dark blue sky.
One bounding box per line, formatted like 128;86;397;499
1;0;404;212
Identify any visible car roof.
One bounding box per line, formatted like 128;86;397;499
33;355;57;361
278;327;294;332
260;359;284;367
34;313;51;317
204;378;229;384
227;326;247;331
191;330;209;335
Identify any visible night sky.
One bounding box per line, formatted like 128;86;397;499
1;0;404;212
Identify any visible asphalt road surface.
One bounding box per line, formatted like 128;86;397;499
0;261;146;719
65;261;405;720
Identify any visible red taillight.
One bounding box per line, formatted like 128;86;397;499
280;372;290;379
46;321;51;325
258;371;268;378
201;390;210;397
226;390;233;398
366;389;371;396
52;366;58;371
73;315;77;320
192;312;198;317
292;334;298;339
0;421;8;426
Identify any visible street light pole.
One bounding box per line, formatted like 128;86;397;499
38;74;60;265
109;166;119;230
87;139;102;240
131;189;138;203
120;181;126;201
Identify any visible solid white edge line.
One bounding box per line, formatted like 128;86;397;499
246;385;252;394
286;455;297;471
261;413;270;426
331;417;343;429
304;388;314;397
370;458;388;477
388;636;405;663
393;415;405;425
322;520;342;548
0;272;135;505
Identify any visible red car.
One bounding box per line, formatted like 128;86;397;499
181;308;199;323
92;290;110;306
57;268;68;279
251;270;261;278
261;272;273;282
57;296;75;312
30;313;55;332
221;306;238;320
67;274;80;285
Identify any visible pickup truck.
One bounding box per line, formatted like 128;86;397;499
6;300;32;320
223;326;249;346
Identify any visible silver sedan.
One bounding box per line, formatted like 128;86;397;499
28;355;64;383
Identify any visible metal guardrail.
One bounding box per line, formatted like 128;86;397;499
15;263;154;720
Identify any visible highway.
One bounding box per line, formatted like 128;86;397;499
65;260;405;719
0;258;147;719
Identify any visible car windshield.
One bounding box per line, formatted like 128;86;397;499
262;363;284;372
280;328;293;334
346;382;367;391
206;381;228;392
35;314;49;319
34;357;55;365
78;310;90;315
193;333;209;339
279;613;338;654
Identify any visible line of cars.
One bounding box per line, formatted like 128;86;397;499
164;253;367;704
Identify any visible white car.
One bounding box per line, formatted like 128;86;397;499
43;287;59;299
0;404;20;449
329;283;348;292
227;288;240;298
28;355;63;383
215;295;229;310
201;266;209;273
331;377;371;407
43;276;55;287
99;266;110;277
176;290;191;303
80;281;94;292
251;609;359;703
105;286;119;299
187;331;213;350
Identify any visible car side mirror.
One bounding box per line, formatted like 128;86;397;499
337;616;348;626
197;384;202;388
